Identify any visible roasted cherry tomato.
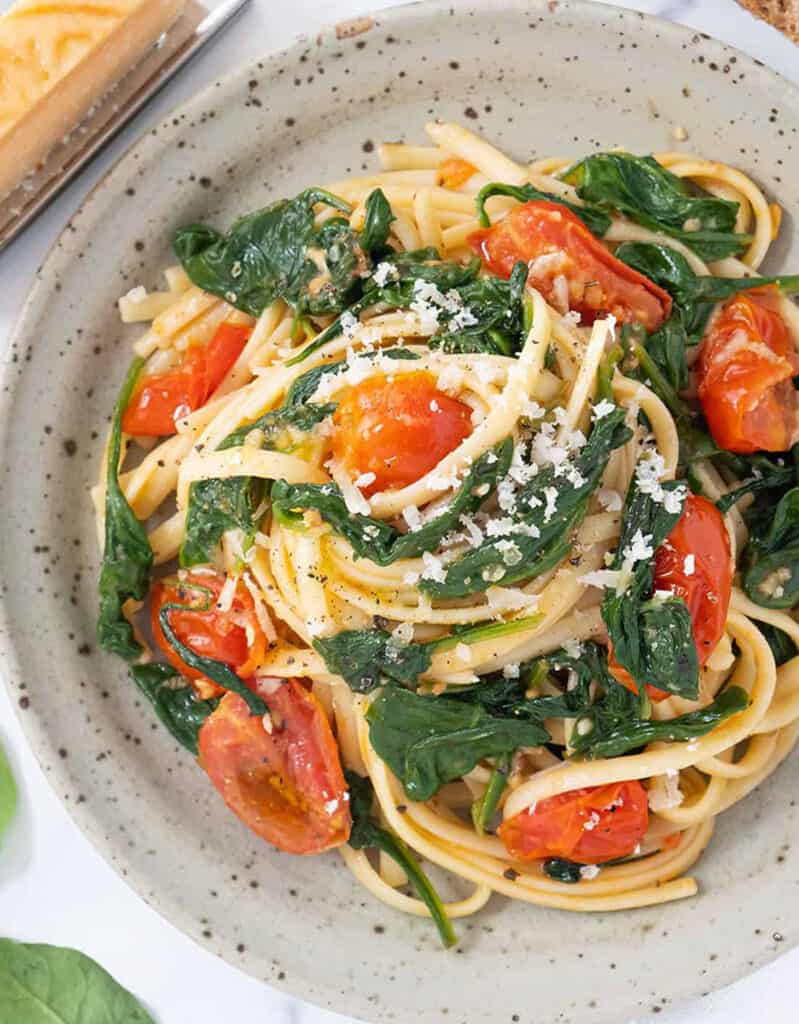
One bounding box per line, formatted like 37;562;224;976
331;371;473;495
498;780;649;864
198;681;351;854
437;156;477;189
151;570;266;700
122;322;250;436
696;288;799;454
468;200;672;331
609;494;732;701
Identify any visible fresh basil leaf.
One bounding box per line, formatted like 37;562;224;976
421;405;631;599
366;687;548;802
475;182;612;237
0;938;156;1023
0;742;16;844
346;771;456;948
360;188;395;255
175;188;352;317
157;605;266;716
564;153;749;261
130;664;218;755
600;475;698;699
273;440;512;567
97;358;153;661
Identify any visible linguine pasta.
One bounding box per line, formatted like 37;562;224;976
93;121;799;939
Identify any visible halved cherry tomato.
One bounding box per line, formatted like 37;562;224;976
696;288;799;454
498;780;648;864
122;322;251;436
437;156;477;190
151;570;266;700
468;200;672;331
330;370;473;495
609;494;732;701
198;682;351;854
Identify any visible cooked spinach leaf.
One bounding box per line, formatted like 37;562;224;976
366;686;549;802
174;188;353;317
272;439;512;566
157;605;266;716
743;487;799;609
97;358;153;661
615;242;799;339
600;476;699;699
306;217;366;315
220;400;336;452
130;663;218;755
470;757;509;835
564;153;749;261
315;630;433;694
543;858;582;884
0;742;16;844
421;405;632;600
0;938;156;1023
360;188;395;255
346;771;456;948
525;642;748;758
715;450;797;513
760;622;798;666
475;182;612;237
181;477;266;568
286;253;482;365
431;261;531;355
315;614;540;693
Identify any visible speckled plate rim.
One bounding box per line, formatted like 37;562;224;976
1;2;798;1022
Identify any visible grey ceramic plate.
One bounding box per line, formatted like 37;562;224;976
2;2;798;1022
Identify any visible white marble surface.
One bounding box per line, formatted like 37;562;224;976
1;1;798;1022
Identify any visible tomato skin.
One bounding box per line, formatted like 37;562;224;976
331;371;473;495
609;494;732;700
198;683;351;855
151;570;266;700
498;781;649;864
468;201;672;331
697;289;799;454
122;322;250;436
437;156;477;189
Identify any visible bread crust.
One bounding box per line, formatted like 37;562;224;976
736;0;799;42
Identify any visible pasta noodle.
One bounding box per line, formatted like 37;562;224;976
94;120;799;941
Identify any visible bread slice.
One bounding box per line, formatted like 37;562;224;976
736;0;799;42
0;0;186;199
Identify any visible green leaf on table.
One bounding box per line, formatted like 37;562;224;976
0;938;156;1023
97;358;153;661
0;742;16;843
563;153;749;261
